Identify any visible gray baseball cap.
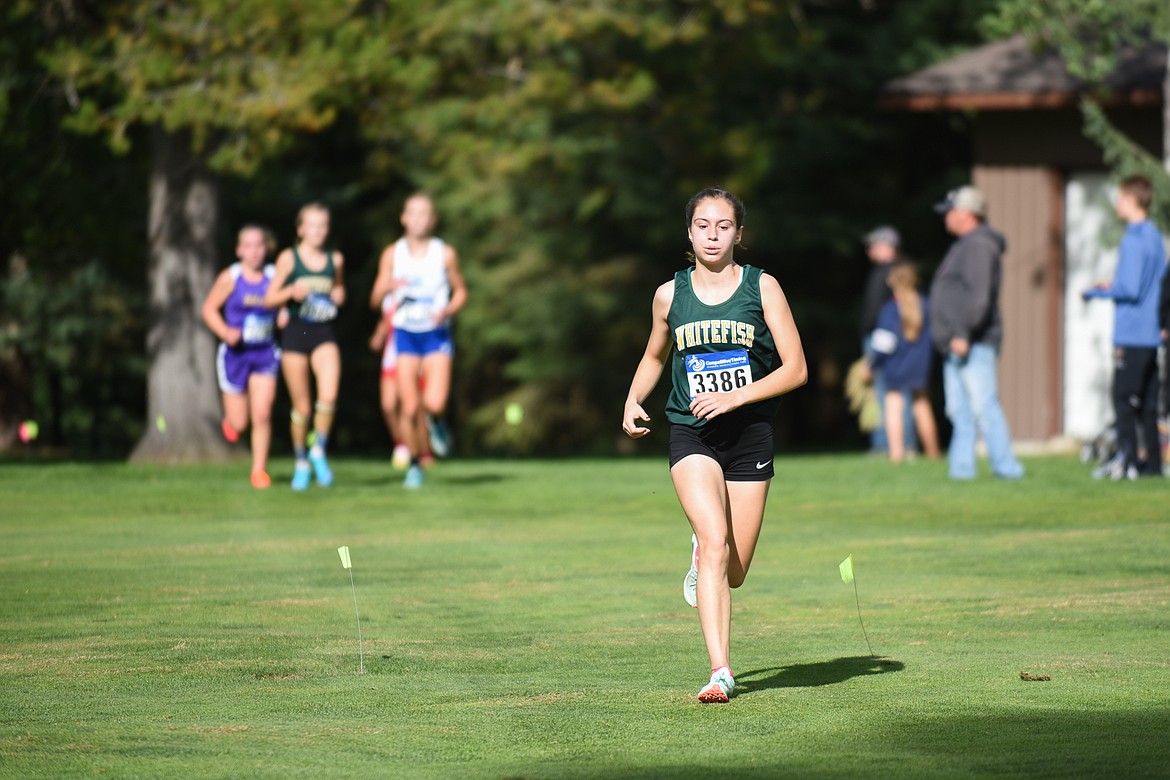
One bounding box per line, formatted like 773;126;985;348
863;225;901;247
933;185;986;216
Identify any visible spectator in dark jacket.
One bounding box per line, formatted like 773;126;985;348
929;185;1024;480
860;225;915;454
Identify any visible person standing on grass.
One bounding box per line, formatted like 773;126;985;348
1083;174;1167;480
866;261;940;463
369;192;468;490
201;224;281;489
929;185;1024;481
264;202;346;491
622;187;807;704
859;225;916;456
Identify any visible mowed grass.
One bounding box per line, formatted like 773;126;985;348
0;453;1167;779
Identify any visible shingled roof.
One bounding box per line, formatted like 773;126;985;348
882;34;1166;110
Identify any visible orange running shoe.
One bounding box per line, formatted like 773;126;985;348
222;419;240;443
250;470;271;489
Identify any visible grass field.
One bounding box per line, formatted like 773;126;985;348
1;453;1168;778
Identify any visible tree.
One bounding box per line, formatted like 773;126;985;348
352;0;993;452
983;1;1170;225
1;1;147;454
21;0;991;457
40;0;389;462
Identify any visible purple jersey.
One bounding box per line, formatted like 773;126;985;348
224;263;277;347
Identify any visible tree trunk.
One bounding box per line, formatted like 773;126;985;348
130;127;231;464
1164;46;1170;173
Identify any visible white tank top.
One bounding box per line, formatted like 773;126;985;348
390;237;451;333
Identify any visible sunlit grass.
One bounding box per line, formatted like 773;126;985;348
1;455;1167;778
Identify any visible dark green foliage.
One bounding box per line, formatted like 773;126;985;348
3;0;995;456
984;0;1170;228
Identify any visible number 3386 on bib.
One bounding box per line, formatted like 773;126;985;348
685;349;753;399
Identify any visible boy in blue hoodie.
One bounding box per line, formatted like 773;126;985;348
1084;175;1168;479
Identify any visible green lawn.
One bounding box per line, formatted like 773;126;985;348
1;454;1167;778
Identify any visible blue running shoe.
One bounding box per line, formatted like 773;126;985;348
404;464;424;489
309;446;333;487
427;416;452;458
291;461;311;491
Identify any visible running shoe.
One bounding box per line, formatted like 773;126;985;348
683;534;699;608
404;464;424;489
309;446;333;487
221;419;240;444
391;443;411;470
428;416;452;458
291;461;312;491
250;470;271;489
697;666;735;704
1091;454;1131;481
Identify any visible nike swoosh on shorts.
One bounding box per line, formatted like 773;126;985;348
756;460;772;469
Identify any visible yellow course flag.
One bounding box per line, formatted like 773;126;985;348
839;554;854;584
338;545;352;569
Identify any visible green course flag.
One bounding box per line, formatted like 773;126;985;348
338;545;352;569
839;554;854;584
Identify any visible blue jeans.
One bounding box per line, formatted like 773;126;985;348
942;343;1024;479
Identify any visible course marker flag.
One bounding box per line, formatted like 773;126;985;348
839;554;854;584
840;554;874;657
338;546;364;674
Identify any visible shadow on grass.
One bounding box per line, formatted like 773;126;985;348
735;655;904;693
543;706;1170;778
345;471;513;488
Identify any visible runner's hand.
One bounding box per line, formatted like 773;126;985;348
689;390;743;421
623;402;651;438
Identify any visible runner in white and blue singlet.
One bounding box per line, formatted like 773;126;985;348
370;193;467;489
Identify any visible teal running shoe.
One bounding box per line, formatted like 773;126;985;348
427;416;452;458
697;666;735;704
683;534;698;608
291;461;312;492
309;446;333;487
404;464;424;489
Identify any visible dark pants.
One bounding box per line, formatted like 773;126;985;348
1114;346;1162;475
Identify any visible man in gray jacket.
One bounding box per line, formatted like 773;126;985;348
929;186;1024;480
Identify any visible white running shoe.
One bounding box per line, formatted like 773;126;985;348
697;666;735;703
391;443;411;471
683;534;698;608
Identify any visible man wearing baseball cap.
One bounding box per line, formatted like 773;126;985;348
928;186;1025;480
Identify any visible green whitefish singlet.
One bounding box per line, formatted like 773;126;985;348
286;248;337;322
665;264;781;427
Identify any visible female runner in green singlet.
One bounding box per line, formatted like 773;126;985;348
264;202;346;491
622;188;807;703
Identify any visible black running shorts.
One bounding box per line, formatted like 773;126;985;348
281;320;336;355
668;416;775;481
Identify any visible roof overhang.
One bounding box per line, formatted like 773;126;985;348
881;88;1163;111
881;34;1166;112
